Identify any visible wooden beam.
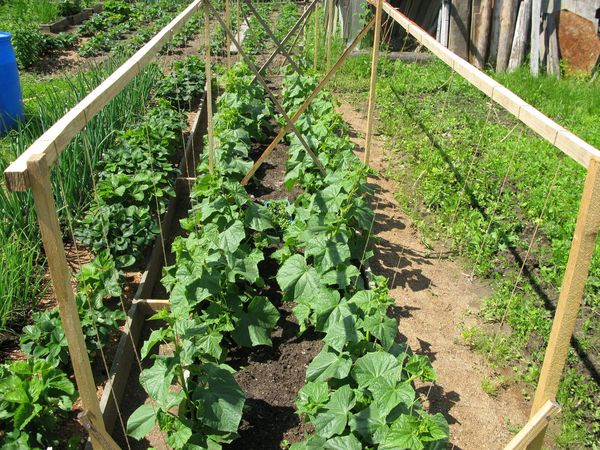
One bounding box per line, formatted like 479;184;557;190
4;0;204;192
504;400;561;450
470;0;492;69
366;0;600;169
364;0;383;165
241;16;376;185
527;158;600;449
27;154;104;449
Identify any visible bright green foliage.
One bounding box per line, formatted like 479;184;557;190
273;71;448;449
156;55;206;111
20;252;125;369
0;359;77;449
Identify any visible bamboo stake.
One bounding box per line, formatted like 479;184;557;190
226;0;231;68
504;400;561;450
207;2;326;177
204;0;214;173
364;0;383;165
241;16;375;185
236;0;241;62
243;0;301;73
27;153;104;450
326;0;334;69
527;158;600;449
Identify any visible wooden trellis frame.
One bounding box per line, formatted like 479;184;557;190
362;1;600;449
4;0;599;447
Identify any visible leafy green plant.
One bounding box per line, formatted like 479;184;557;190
58;0;83;17
156;55;206;110
0;359;77;449
20;252;125;368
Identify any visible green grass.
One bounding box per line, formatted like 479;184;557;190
0;0;60;24
320;51;600;446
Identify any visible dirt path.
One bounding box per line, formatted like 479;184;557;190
336;100;530;450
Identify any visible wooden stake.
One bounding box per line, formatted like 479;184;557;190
78;410;121;450
527;158;600;449
546;12;560;78
530;0;541;75
241;16;375;185
489;0;504;64
27;153;104;450
226;0;231;68
496;0;517;71
243;0;300;73
508;0;532;72
314;1;319;69
207;1;327;177
204;0;214;173
326;0;334;69
251;0;318;83
470;0;493;69
364;0;383;165
236;0;241;62
504;400;561;450
448;0;471;60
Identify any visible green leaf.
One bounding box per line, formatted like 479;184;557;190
218;220;245;253
379;414;424;450
348;403;387;445
306;346;352;382
166;420;193;449
13;403;41;430
289;435;327;450
361;313;398;351
276;254;321;300
297;381;329;417
127;404;157;440
231;297;280;347
192;363;245;433
139;358;179;410
321;265;361;289
352;351;403;389
369;377;415;415
245;202;274;231
323;302;360;352
140;328;169;360
324;434;362;450
312;385;355;439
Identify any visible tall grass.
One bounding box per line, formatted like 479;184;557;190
0;0;59;24
0;57;162;332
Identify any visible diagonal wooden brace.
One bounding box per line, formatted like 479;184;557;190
251;0;319;83
207;1;327;178
243;0;301;73
241;16;376;186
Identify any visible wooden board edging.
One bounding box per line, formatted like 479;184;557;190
98;91;207;435
367;0;600;170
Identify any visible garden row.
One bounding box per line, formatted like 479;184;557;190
0;54;206;449
328;56;599;445
0;0;198;69
125;61;448;449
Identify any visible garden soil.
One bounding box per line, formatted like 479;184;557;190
335;99;531;450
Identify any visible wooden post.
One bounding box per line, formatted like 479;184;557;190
314;0;319;69
527;158;600;449
489;0;503;64
505;401;561;450
27;153;104;450
470;0;492;68
226;0;231;68
364;0;383;165
530;0;541;75
241;16;375;185
77;410;121;450
546;12;560;78
496;0;517;71
236;0;241;61
439;0;450;47
326;0;334;69
508;0;531;71
448;0;471;60
204;0;214;173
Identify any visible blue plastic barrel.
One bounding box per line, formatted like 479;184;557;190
0;32;24;134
